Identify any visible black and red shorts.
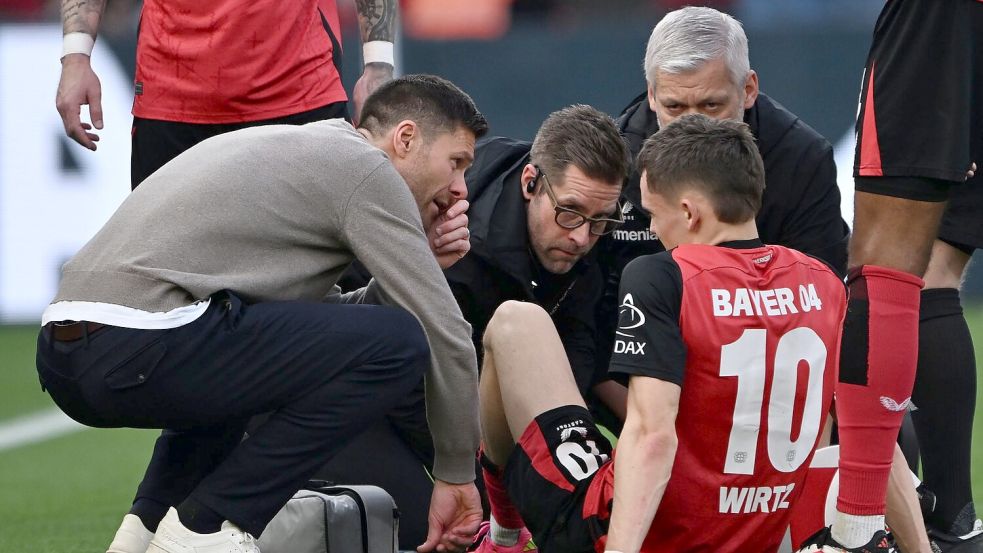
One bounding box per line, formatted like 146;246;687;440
503;405;613;553
853;0;982;235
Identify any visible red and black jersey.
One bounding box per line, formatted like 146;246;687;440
133;0;348;124
589;240;847;553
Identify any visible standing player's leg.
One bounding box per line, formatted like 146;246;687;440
820;1;983;549
478;301;598;552
911;4;983;544
831;192;945;551
916;236;980;549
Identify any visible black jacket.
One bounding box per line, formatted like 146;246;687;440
446;136;604;394
610;90;849;274
593;91;850;385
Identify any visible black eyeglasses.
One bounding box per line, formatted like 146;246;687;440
535;167;624;236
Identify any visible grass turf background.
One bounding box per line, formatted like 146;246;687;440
1;309;981;551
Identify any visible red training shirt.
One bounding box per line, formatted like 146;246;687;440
132;0;347;124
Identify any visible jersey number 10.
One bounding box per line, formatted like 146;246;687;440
719;327;828;475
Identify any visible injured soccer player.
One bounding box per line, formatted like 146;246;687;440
475;114;849;553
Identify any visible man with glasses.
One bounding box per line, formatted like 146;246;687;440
446;104;628;394
317;104;629;552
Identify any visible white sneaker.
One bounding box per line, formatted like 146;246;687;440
146;507;260;553
107;513;155;553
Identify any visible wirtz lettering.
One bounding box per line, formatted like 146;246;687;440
719;483;795;514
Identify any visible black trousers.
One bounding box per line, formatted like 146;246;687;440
35;291;429;536
131;101;350;189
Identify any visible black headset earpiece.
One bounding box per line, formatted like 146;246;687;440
526;166;541;194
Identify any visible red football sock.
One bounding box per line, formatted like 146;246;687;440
479;448;525;528
836;265;923;515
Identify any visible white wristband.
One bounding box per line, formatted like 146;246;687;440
362;40;394;67
62;32;95;58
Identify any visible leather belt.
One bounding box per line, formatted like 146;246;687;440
49;321;108;342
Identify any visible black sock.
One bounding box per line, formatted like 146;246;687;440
912;288;978;535
129;497;170;533
176;497;225;534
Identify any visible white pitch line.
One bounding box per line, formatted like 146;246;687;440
0;408;86;452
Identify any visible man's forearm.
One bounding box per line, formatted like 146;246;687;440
62;0;105;37
354;0;398;44
606;426;677;552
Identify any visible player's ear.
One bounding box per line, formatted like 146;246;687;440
391;120;418;159
681;197;700;231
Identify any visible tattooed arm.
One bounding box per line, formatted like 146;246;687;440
62;0;104;36
56;0;107;151
355;0;398;43
351;0;398;125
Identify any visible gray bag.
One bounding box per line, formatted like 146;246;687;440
258;484;399;553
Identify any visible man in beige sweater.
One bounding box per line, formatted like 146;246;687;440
36;75;486;553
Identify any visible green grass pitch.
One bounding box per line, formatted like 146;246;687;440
1;309;982;551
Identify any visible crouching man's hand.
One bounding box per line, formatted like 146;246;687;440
417;479;483;552
428;199;472;269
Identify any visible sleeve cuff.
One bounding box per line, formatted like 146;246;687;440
431;452;477;484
